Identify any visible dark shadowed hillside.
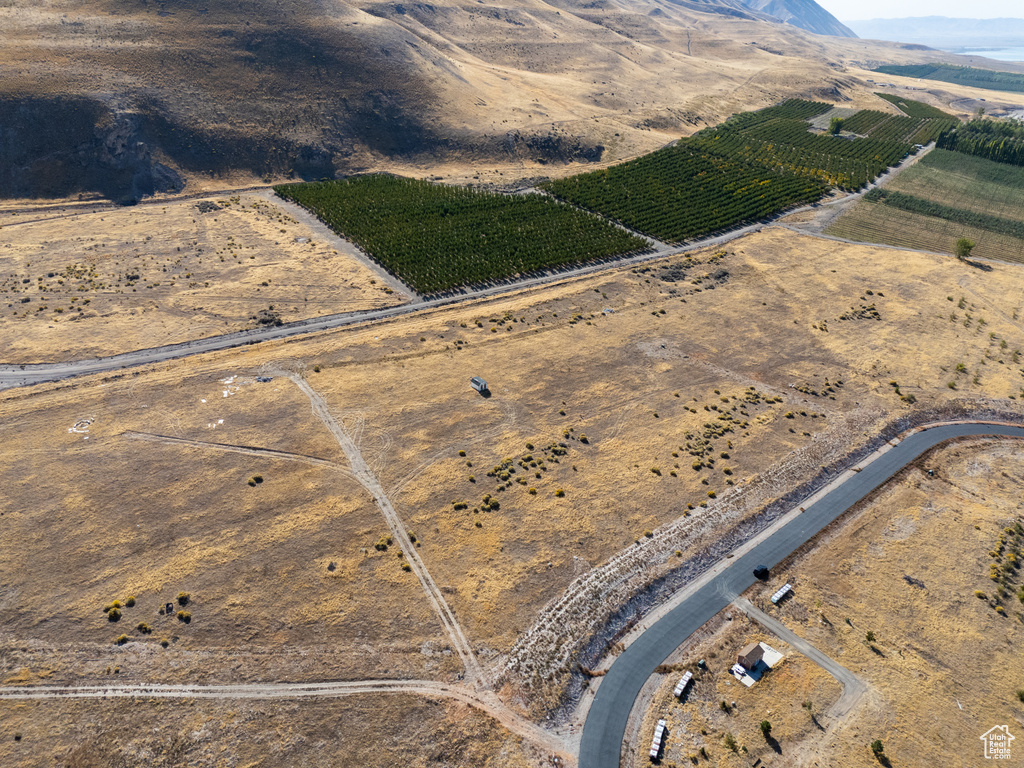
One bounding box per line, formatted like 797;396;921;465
0;0;952;201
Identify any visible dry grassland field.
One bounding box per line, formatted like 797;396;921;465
0;192;407;363
0;694;536;768
713;438;1024;768
3;227;1024;764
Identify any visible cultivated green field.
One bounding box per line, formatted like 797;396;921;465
875;93;955;120
825;149;1024;263
544;98;952;243
279;100;958;291
275;175;649;294
874;63;1024;95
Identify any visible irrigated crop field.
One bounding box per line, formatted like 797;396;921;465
275;175;649;295
874;63;1024;95
826;149;1024;263
544;98;953;244
0;192;408;363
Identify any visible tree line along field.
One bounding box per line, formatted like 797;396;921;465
825;149;1024;264
274;175;649;294
543;98;955;244
938;119;1024;167
874;63;1024;94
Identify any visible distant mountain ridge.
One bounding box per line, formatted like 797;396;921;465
847;16;1024;50
741;0;856;38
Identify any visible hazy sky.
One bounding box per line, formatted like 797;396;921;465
816;0;1022;21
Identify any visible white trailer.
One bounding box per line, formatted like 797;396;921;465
770;583;793;604
673;670;693;698
649;719;667;760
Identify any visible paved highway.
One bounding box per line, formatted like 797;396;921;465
579;422;1024;768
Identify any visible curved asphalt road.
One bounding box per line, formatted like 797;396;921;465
580;422;1024;768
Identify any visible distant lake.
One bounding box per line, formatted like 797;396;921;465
960;47;1024;62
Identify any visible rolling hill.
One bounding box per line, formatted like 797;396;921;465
0;0;952;202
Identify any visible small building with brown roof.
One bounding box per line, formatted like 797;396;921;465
737;642;764;671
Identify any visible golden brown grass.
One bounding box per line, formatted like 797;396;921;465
3;227;1024;761
0;694;534;768
0;192;404;362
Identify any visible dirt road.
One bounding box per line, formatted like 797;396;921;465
0;678;569;757
733;598;867;720
281;371;486;687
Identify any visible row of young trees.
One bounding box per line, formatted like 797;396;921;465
544;143;826;243
865;187;1024;240
874;92;956;120
274;175;648;294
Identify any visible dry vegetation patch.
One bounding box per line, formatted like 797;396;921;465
3;228;1024;758
0;694;535;768
0;193;404;362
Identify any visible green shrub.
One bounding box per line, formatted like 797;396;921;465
177;611;192;624
107;608;122;622
124;596;136;607
554;489;565;497
115;635;129;646
137;622;152;634
177;592;190;606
